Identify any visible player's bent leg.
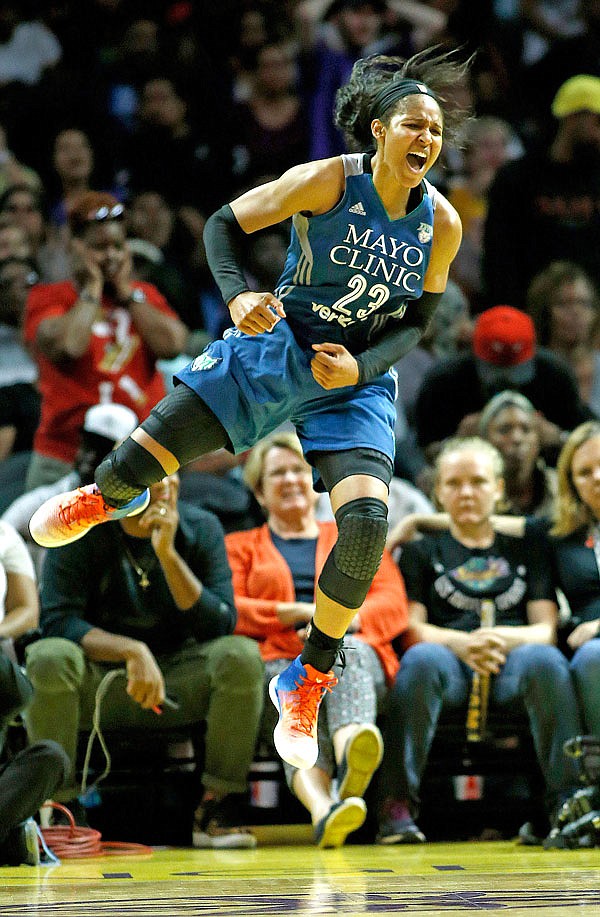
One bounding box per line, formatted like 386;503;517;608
29;385;229;548
271;496;388;769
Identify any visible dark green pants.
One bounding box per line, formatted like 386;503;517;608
25;636;264;801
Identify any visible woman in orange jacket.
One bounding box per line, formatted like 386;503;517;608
227;431;409;847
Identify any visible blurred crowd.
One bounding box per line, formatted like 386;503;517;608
1;0;600;857
1;0;600;500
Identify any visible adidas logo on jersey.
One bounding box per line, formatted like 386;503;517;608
348;201;366;215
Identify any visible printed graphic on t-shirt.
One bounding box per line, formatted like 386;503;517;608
433;556;527;614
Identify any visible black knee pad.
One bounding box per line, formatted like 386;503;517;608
95;439;165;505
318;497;388;609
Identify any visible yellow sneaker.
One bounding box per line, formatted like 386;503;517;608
338;723;384;800
29;484;150;548
314;797;367;848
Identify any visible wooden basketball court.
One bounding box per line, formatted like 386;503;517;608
2;835;600;915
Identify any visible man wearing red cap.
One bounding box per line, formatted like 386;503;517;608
414;305;595;462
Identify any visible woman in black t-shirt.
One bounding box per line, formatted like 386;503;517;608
376;436;581;845
535;421;600;737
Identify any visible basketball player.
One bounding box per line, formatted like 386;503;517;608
29;48;472;772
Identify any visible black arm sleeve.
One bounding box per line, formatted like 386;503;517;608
355;291;443;384
203;204;250;306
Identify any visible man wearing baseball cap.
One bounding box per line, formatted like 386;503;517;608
414;305;595;461
483;73;600;307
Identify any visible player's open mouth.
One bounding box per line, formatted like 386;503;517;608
407;152;427;172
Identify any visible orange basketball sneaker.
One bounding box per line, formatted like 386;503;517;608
269;655;337;770
29;484;150;548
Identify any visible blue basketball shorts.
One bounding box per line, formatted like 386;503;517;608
174;320;397;470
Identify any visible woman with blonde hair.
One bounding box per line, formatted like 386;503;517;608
533;421;600;736
377;435;580;844
227;430;409;846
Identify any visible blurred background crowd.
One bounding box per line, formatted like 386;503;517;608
2;0;600;512
1;0;600;854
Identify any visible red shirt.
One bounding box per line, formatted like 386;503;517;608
227;521;409;685
25;281;174;463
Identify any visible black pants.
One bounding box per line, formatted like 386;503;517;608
0;740;68;844
0;651;68;847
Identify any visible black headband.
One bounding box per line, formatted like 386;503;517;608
371;78;438;121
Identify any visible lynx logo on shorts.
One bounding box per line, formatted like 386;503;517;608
191;353;221;372
417;222;433;244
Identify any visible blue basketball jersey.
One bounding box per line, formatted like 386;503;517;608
176;151;438;472
275;151;437;353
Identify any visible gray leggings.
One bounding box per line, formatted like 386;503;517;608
262;637;386;787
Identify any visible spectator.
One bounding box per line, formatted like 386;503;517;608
483;74;600;306
0;255;40;462
373;0;447;57
48;128;95;228
228;1;291;104
178;448;264;536
526;261;600;416
447;116;522;309
0;184;45;259
0;2;64;179
0;220;29;261
393;278;472;486
24;473;264;848
125;190;203;334
227;431;408;846
231;40;310;189
23;190;187;490
102;17;163;134
478;390;557;519
0;519;38;644
0;122;41;197
122;76;231;214
399;418;600;840
518;0;583;71
298;0;388;160
523;1;600;129
0;647;68;865
0;182;69;282
394;278;472;427
376;436;581;844
414;305;596;467
530;421;600;735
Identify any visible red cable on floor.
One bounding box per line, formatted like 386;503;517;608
40;802;153;858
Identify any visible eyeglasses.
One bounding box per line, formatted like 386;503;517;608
85;204;125;222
